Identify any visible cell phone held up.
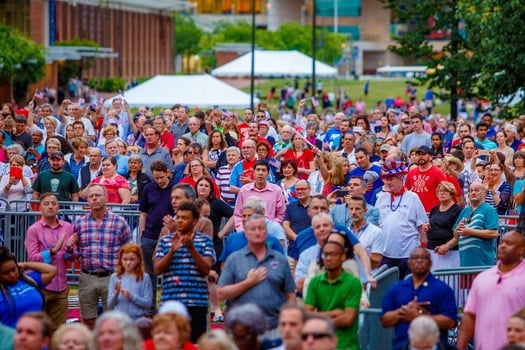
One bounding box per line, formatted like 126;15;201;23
336;190;350;198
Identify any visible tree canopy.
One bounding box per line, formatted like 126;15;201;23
0;25;46;102
381;0;525;117
174;16;347;73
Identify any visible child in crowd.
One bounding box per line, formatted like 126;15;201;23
108;243;153;319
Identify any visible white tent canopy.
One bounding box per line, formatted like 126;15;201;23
108;74;258;108
211;50;338;78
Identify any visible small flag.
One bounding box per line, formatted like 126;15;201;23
295;124;304;134
78;98;85;106
34;90;44;100
98;97;105;105
311;96;319;107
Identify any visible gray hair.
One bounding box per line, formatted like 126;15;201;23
243;196;266;215
172;183;196;200
225;303;267;335
94;311;143;350
306;121;319;131
226;146;241;156
304;313;336;337
504;123;517;135
311;212;333;228
128;154;143;166
408;315;440;344
7;143;24;156
52;323;95;350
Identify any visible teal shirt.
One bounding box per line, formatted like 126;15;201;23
0;323;14;350
453;202;499;266
305;271;361;350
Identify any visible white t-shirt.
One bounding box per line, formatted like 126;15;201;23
375;190;427;258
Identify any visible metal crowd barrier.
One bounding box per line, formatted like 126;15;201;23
0;200;140;283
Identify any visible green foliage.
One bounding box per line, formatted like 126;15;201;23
174;12;204;73
88;77;126;92
197;20;347;67
381;0;525;116
0;25;46;101
458;0;525;114
379;0;479;105
56;37;100;86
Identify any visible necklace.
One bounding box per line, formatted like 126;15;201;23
390;193;404;211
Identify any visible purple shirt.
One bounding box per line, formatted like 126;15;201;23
73;210;131;271
464;261;525;350
233;182;286;231
25;219;74;292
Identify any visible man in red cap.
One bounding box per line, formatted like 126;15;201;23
375;160;428;278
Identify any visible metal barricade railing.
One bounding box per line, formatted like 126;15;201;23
359;266;399;350
432;266;491;310
1;200;140;284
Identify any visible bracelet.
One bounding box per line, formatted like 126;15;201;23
420;241;428;248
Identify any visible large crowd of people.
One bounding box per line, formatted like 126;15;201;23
0;87;524;350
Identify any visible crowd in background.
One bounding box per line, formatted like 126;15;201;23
0;82;524;350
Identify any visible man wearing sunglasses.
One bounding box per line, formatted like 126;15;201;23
301;314;337;350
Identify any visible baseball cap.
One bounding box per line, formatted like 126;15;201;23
416;146;432;154
258;120;269;127
49;151;64;160
380;144;391;152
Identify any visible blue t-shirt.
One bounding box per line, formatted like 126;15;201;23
0;271;45;328
219;232;283;262
347;165;383;204
289;224;359;260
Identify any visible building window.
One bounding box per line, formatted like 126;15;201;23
316;0;361;17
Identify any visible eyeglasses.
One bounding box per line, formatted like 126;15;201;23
187;151;200;155
190;164;202;168
301;332;332;341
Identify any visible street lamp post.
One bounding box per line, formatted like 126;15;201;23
312;0;316;101
250;0;256;111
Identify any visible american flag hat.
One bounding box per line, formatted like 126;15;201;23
381;160;407;178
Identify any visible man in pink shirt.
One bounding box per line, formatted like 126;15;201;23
233;159;286;231
25;193;75;329
457;231;525;350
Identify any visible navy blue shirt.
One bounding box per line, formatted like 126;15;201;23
219;232;283;262
284;201;310;236
381;274;457;350
139;181;175;240
289;224;359;260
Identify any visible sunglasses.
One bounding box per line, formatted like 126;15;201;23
301;332;332;341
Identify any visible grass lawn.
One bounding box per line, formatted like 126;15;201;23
240;77;451;116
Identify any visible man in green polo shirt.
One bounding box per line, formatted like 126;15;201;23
304;240;362;350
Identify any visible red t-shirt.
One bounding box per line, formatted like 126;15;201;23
283;148;315;180
405;165;446;212
144;339;196;350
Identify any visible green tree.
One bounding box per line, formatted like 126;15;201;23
458;0;525;116
198;20;346;68
380;0;480;119
0;25;45;102
174;12;204;73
